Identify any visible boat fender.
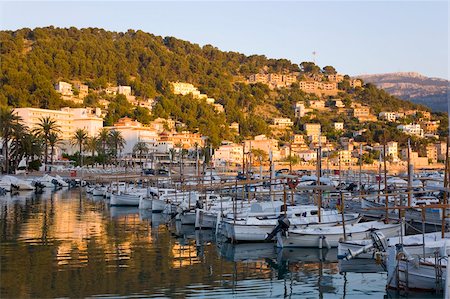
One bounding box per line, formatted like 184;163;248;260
396;252;406;261
374;251;383;264
323;236;331;249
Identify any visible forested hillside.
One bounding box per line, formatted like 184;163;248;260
0;27;438;146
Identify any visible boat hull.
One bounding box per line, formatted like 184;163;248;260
281;223;403;248
110;193;142;206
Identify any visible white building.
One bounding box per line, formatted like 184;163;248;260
206;98;215;104
374;141;399;161
61;107;103;138
379;112;404;122
273;118;293;128
117;85;132;96
214;141;243;164
14;107;103;141
171;82;201;98
334;122;344;131
397;124;424;137
294;102;312;118
296;150;317;162
105;117;159;155
55;81;73;96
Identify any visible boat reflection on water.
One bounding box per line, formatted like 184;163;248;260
280;247;338;263
217;242;277;262
0;189;398;298
138;208;152;221
173;222;215;258
109;206;139;218
338;258;386;273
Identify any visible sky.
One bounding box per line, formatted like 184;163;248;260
0;1;449;79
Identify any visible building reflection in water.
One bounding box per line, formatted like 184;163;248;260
0;190;388;298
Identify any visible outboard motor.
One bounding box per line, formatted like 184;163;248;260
195;200;203;210
265;215;290;241
0;187;6;196
33;181;45;193
51;179;62;188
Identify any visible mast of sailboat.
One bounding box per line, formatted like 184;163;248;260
316;134;322;223
407;138;412;207
378;151;382;203
383;138;388;223
442;135;449;238
359;144;363;199
269;150;274;201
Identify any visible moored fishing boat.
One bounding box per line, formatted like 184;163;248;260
222;204;361;242
278;220;404;248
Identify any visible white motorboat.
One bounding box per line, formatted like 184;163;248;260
178;193;230;225
152;190;197;213
386;240;449;292
92;185;107;197
1;176;34;191
278;220;404;248
110;192;144;206
221;204;361;242
338;231;447;260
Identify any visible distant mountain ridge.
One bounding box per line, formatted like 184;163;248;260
358;72;448;112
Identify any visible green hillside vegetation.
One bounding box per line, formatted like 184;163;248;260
0;27;445;147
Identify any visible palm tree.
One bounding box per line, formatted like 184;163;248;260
84;136;99;167
48;132;62;171
33;116;61;171
108;130;125;166
133;141;149;169
71;129;88;167
97;128;110;168
0;107;23;173
20;133;44;170
10;121;27;172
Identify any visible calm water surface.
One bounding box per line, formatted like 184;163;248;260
0;189;418;298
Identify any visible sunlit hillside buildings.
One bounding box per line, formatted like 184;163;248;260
248;73;297;88
352;106;377;122
214;141;244;165
14;107;103;141
171;82;201;97
304;123;321;138
379;111;404;122
397;124;424;137
55;81;73;96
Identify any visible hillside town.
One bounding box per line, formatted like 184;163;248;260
1;74;446;172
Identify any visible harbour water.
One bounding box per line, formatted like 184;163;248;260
0;189;437;298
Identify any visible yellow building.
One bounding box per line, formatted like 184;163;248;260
171;82;201;98
304;123;321;137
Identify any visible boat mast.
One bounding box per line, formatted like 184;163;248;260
359;144;362;198
407;138;412;207
316;136;322;223
383;138;388;223
442;135;449;238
